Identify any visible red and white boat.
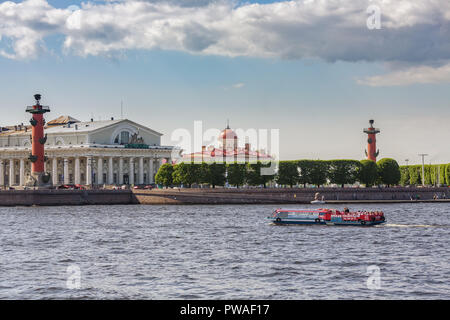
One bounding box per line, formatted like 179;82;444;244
268;208;386;226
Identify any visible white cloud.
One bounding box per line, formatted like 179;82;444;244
0;0;69;59
1;0;450;84
232;82;245;89
222;82;245;90
358;63;450;86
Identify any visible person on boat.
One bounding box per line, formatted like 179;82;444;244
343;207;350;213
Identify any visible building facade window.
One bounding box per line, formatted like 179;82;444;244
121;131;130;144
114;131;132;145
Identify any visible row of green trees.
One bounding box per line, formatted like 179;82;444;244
400;164;450;186
155;162;274;188
276;158;402;187
155;158;444;188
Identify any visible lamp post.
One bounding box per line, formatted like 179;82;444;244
405;159;409;166
418;154;428;187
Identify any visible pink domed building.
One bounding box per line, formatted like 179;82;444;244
182;124;273;163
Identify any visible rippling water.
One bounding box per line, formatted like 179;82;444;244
0;203;449;299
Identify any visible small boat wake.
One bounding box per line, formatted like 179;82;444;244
384;223;450;228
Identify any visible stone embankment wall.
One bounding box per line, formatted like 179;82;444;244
131;187;450;205
0;187;448;206
0;189;132;206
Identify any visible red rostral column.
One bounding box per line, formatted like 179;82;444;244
363;119;380;162
26;94;52;187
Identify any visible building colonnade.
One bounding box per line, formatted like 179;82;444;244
0;155;168;187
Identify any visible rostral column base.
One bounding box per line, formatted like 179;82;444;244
25;172;53;189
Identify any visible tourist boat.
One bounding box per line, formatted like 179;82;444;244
268;208;386;226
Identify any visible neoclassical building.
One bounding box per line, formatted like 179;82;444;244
0;116;176;187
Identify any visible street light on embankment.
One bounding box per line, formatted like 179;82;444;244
418;154;429;187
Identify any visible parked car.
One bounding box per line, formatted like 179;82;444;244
57;185;72;190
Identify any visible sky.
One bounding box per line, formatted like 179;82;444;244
0;0;449;164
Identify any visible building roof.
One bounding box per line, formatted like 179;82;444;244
0;125;30;136
0;116;163;137
47;115;80;126
44;119;123;134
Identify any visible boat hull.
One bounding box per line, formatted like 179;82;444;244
267;217;386;226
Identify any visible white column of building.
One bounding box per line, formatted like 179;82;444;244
118;157;124;185
52;158;58;185
97;157;104;185
0;160;5;187
86;156;92;186
19;158;25;186
157;157;163;172
74;157;81;185
64;158;70;184
108;157;114;185
129;157;135;185
149;158;154;184
9;159;15;186
138;157;144;185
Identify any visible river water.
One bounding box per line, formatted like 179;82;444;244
0;203;449;299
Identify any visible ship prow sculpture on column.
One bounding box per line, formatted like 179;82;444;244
25;94;53;188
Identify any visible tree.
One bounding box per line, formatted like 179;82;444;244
359;160;378;187
377;158;401;187
424;165;434;185
446;164;450;185
297;160;313;187
408;165;422;185
247;161;274;188
227;163;246;188
155;163;174;187
197;163;210;185
308;160;328;187
399;165;410;186
439;164;447;186
172;163;198;187
328;160;361;187
207;162;226;188
276;161;298;187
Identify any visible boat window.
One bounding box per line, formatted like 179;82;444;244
277;211;289;218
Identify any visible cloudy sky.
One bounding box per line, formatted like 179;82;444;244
1;0;449;163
